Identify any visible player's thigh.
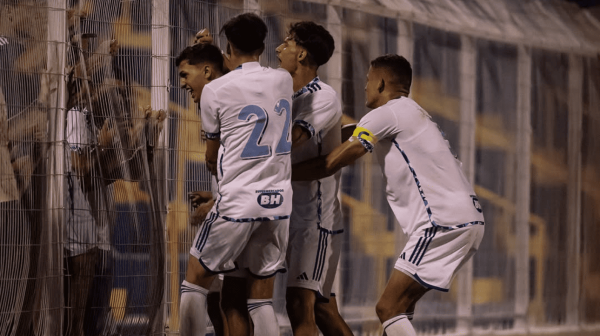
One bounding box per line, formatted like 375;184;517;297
396;224;484;292
185;254;216;289
247;274;276;300
189;211;255;274
287;224;341;299
237;218;289;278
376;269;429;319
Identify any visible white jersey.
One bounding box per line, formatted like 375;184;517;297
355;97;484;236
201;62;294;221
65;107;110;255
291;77;343;232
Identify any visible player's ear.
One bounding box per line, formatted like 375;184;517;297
203;65;212;80
378;79;385;93
297;49;307;62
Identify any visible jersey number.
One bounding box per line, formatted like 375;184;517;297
238;99;291;159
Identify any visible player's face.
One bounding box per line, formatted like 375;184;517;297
276;36;301;74
365;66;381;109
179;60;209;104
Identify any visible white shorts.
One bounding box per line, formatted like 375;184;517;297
190;209;289;278
395;223;484;292
286;223;343;301
65;173;110;257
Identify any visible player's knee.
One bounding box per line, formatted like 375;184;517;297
314;301;337;323
376;296;411;322
286;288;315;321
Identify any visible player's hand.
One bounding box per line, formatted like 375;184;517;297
190;199;214;226
129;106;166;148
194;29;213;45
144;106;167;148
109;38;120;56
188;190;213;207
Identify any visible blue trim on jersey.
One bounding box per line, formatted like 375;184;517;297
358;137;374;152
413;273;449;292
218;150;224;178
391;139;485;231
315;180;344;234
221;215;290;222
293;120;315;138
205;131;220;140
292;77;322;100
316;226;344;235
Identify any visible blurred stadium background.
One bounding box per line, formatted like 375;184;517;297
1;0;600;335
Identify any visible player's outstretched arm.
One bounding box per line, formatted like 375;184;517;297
292;138;367;181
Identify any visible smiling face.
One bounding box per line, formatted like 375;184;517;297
178;60;210;103
275;35;302;74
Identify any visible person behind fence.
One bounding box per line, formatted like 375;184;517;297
63;31;166;335
178;13;293;336
291;54;485;336
0;3;47;334
275;21;354;336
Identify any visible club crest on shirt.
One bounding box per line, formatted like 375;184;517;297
471;195;482;213
256;190;284;209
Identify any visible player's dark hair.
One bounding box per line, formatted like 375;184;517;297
288;21;334;67
175;43;224;74
370;54;412;92
220;13;267;55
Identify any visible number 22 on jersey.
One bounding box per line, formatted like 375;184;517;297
238;99;291;159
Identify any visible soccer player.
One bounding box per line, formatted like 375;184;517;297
292;54;485;336
275;22;353;336
178;13;293;336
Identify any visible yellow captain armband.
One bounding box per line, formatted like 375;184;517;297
351;126;376;152
352;126;377;144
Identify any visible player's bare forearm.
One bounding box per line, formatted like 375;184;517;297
205;138;220;176
291;124;311;150
292;139;367;181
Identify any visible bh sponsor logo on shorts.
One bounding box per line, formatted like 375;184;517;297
256;189;284;209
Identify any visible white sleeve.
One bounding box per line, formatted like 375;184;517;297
354;106;400;152
66;108;93;152
200;86;220;139
294;90;341;138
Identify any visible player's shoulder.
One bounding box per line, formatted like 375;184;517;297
293;77;337;101
263;67;293;89
377;96;422;117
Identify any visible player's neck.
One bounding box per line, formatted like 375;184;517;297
373;92;408;109
292;66;318;92
227;55;260;70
